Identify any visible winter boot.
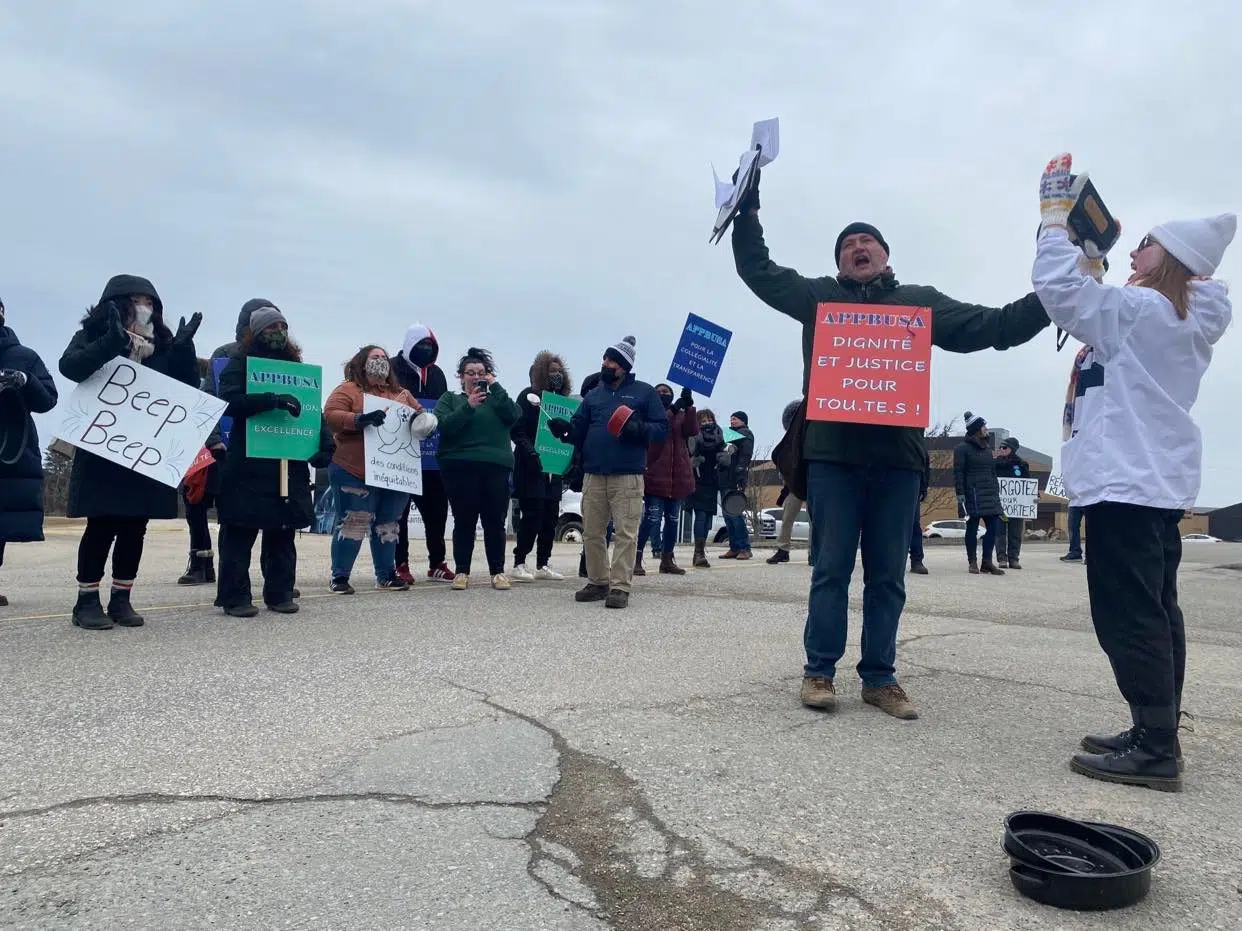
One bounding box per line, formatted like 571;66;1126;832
693;540;711;569
106;584;145;627
633;553;646;576
766;548;790;565
1070;726;1182;792
1081;726;1184;771
177;550;215;585
968;559;980;575
981;561;1006;576
659;552;686;575
72;587;113;630
909;560;929;575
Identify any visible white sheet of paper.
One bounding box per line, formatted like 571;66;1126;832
750;118;779;165
362;394;423;495
56;356;226;489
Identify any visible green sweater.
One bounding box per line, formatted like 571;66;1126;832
433;384;521;470
732;212;1050;471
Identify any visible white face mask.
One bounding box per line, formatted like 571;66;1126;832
364;357;390;381
132;306;153;327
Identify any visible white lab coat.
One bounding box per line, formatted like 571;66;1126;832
1032;229;1232;510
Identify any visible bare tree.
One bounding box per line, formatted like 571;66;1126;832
42;444;72;516
925;417;958;438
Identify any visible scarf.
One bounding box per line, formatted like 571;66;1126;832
1062;344;1091;441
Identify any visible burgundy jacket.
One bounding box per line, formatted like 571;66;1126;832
643;405;699;499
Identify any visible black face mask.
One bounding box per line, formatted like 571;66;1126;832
409;340;436;367
547;372;565;392
658;393;672;408
599;365;618;385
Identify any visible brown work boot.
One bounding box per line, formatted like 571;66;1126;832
981;561;1006;576
659;552;686;575
799;676;838;711
692;541;710;569
968;559;980;575
862;683;920;720
719;550;738;560
574;583;608;603
633;554;646;576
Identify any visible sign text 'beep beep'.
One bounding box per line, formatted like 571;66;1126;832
78;363;189;470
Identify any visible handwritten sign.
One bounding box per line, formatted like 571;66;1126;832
363;394;423;494
668;313;732;397
1000;477;1040;519
534;392;581;476
245;359;323;461
1045;473;1066;498
416;397;440;471
57;356;226;489
807;303;931;427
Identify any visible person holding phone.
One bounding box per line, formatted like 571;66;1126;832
434;348;521;591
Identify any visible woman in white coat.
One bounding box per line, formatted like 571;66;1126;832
1033;152;1235;793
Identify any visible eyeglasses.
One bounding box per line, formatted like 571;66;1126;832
1136;235;1155;252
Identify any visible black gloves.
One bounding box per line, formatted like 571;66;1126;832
105;302;130;353
619;417;647;445
733;165;761;213
276;394;302;417
671;387;693;413
355;409;386;429
173;312;202;346
0;369;27;392
547;417;572;441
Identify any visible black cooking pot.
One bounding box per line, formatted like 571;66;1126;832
1003;811;1160;911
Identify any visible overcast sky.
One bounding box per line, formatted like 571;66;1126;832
3;1;1240;504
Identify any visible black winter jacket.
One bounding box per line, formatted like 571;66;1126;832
58;293;200;520
995;452;1031;480
954;437;1002;517
214;351;335;530
511;386;563;502
732;212;1050;472
0;325;58;542
685;424;732;514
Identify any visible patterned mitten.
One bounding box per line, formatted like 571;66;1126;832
1039;153;1088;231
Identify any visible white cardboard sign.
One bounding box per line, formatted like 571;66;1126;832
57;356;226;489
999;477;1040;519
362;393;423;495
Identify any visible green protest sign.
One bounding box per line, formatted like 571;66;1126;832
534;391;581;475
722;426;745;443
245;358;323;461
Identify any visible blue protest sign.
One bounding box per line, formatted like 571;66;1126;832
211;356;233;447
667;313;732;397
418;398;440;470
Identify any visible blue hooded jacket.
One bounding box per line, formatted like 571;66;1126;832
568;373;668;475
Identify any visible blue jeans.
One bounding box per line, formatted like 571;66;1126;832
1066;506;1084;558
329;464;410;583
909;508;924;562
637;496;681;555
804;462;921;686
692;509;713;542
723;503;751;553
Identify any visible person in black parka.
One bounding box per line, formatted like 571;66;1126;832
953;411;1004;576
59;275;201;629
510;350;573;582
685;408;732;568
214;307;334;616
994;435;1031;569
0;298;60;607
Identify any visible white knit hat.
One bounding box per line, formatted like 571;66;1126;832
1150;213;1237;276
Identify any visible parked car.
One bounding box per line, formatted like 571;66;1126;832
760;507;809;541
924;519;969;539
712;513;755;545
1182;533;1222;543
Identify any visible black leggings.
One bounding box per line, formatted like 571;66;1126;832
965;514;1000;564
77;516;149;585
514;497;559;568
396;470;449;569
184;495;214;552
440;461;510;576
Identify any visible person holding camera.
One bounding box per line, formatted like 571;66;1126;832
433;348;521;591
547;336;667;609
324;345;436;593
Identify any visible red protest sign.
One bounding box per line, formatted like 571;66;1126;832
807;302;932;427
185;446;214;479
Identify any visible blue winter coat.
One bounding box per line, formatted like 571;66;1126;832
567;373;668;476
0;325;59;543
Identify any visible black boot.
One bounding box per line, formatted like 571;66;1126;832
72;589;113;630
1071;707;1182;792
578;551;588;579
106;588;145;627
177;550;215;585
1081;726;1184;771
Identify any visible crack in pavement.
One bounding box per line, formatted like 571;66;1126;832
443;680;961;931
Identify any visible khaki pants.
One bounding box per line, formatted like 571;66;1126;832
582;473;644;594
778;493;807;550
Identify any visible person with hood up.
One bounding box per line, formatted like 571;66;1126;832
324;345;437;593
177;298;278;588
768;400;810;565
634;383;699;576
392;324;454;585
0;298;59;607
993;435;1030;569
1032;152;1235;792
509;351;573;582
685;408;733;569
547;336;668;609
731;169;1049;721
214;307;334;616
719;412;755;560
954;412;1005;576
58;275;202;629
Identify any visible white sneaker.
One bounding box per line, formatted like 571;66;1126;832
451;574;469;591
510;564;536;583
492;574;512;590
535;565;564;581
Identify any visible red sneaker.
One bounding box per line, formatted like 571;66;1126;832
428;563;456;583
395;562;415;586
